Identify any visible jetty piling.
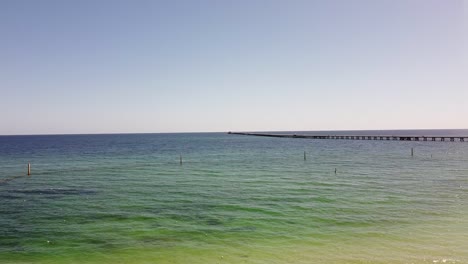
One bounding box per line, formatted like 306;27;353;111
27;163;31;176
229;132;467;143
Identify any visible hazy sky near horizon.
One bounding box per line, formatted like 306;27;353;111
1;0;466;134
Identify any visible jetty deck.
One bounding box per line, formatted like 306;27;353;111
228;132;467;142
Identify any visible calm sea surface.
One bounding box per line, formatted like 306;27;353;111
1;131;468;263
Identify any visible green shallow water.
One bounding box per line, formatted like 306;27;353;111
1;132;468;263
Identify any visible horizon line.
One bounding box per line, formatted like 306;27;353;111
1;128;468;137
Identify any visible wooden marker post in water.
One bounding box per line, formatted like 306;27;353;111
304;151;306;161
27;163;31;176
411;148;414;157
180;155;183;165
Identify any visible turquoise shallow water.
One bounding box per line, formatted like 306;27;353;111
1;132;468;263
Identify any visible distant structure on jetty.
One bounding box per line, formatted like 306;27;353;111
228;132;467;142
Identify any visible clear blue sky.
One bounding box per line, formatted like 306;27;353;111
1;0;466;134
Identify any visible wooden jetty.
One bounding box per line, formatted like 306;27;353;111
228;132;467;142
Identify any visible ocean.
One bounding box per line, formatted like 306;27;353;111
1;130;468;263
